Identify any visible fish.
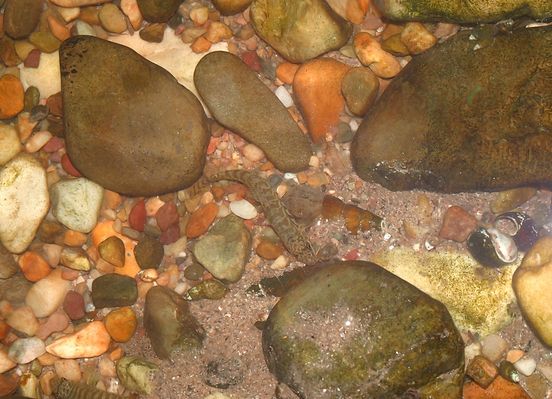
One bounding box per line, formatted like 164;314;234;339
53;377;131;399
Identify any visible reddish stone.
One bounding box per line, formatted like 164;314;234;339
43;136;65;152
128;199;146;232
63;290;85;320
344;248;360;260
159;223;180;245
0;321;10;341
0;372;19;397
61;153;81;177
241;50;261;72
439;205;478;242
47;92;63;117
23;49;41;68
185;202;218;238
255;239;284;260
18;251;52;282
155;202;179;231
463;376;530;399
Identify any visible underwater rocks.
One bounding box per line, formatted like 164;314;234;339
262;261;464;398
351;27;552;193
374;0;552;23
194;51;312;172
250;0;352;63
60;36;209;196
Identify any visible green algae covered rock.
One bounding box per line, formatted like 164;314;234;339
262;261;464;398
351;27;552;193
250;0;352;63
374;0;552;23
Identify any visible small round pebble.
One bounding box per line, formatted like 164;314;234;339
98;235;126;267
63;290;85;320
134;236;164;269
242;144;265;162
104;307;137;342
514;357;537;376
229;199;258;220
274;85;294;108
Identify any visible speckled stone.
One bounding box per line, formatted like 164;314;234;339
195;51;312;172
60;36;209;196
351;27;552;193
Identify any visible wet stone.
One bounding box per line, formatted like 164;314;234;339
139;23;166;43
3;0;42;40
0;243;18;279
91;274;138;308
137;0;181;22
8;337;45;364
60;36;209;196
212;0;252;15
341;67;379;117
105;307;137;342
0;37;21;67
250;0;352;63
351;27;552;193
204;358;244;389
134;236;164;269
144;286;205;359
193;214;251;283
194;51;312;172
263;261;465;398
439;206;478;243
63;290;85;320
29;32;61;53
98;236;126;267
186;279;228;300
116;356;158;394
0;274;32;305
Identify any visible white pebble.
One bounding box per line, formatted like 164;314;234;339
270;255;288;270
174;282;188;295
8;337;45;364
242;143;265;162
514;357;537;376
25;131;53;153
349;119;359;132
309;155;319;168
274;85;294;108
0;123;21;166
480;334;508;362
230;199;258;220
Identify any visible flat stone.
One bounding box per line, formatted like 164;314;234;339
263;261;464;398
3;0;42;40
49;0;109;6
250;0;352;63
137;0;181;22
212;0;252;15
351;27;552;193
193;214;251;283
0;154;49;254
25;268;70;318
91;273;138;308
46;320;111;359
374;0;552;23
60;36;209;196
194;51;312;172
513;236;552;346
144;286;204;359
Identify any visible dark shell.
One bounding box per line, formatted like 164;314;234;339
466;227;517;268
494;212;538;252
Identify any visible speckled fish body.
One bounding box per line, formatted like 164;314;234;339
54;378;127;399
209;170;319;264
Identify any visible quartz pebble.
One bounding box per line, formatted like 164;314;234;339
400;22;437;55
481;334;508;363
46;320;111;359
242;144;265;162
229;199;258;220
25;269;70;318
25;131;53;153
0;123;21;165
54;359;82;381
353;32;401;79
514;357;536;376
274;86;294;108
6;305;39;336
8;337;45;364
0;349;16;373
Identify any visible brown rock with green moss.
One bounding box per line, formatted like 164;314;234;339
262;261;464;398
250;0;352;63
351;27;552;193
374;0;552;23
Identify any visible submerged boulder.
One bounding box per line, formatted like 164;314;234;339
351;27;552;193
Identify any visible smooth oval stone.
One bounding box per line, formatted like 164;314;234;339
91;274;138;308
374;0;552;23
194;51;311;172
3;0;43;40
351;27;552;193
137;0;181;22
144;286;204;359
263;261;464;398
212;0;252;15
60;36;209;196
250;0;352;63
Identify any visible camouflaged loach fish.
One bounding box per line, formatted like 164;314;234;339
53;378;133;399
208;169;335;264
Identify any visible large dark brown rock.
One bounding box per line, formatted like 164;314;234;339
60;36;209;196
263;261;464;398
351;27;552;193
374;0;552;23
136;0;181;22
194;51;312;172
3;0;42;39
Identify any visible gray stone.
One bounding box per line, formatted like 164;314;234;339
3;0;42;39
351;27;552;193
144;286;204;359
194;51;312;172
193;214;251;283
60;36;209;196
137;0;181;22
250;0;352;63
91;274;138;308
263;261;464;398
341;67;379;117
374;0;552;23
0;274;32;306
50;178;104;233
8;337;45;364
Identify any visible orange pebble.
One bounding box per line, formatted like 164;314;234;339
191;36;212;53
18;251;52;282
0;74;24;119
104;307;137;343
463;376;531;399
47;15;71;41
109;346;125;361
275;62;300;84
102;190;122;210
185;202;218;238
0;321;11;341
63;230;88;247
